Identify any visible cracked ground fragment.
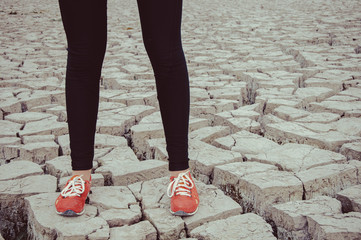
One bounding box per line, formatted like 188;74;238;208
89;186;142;228
232;169;303;219
263;117;361;151
55;217;109;240
189;125;231;144
190;213;276;240
336;184;361;213
213;130;279;159
340;142;361;160
109;220;157;240
213;161;278;198
270;196;342;240
0;120;23;137
18;118;68;137
109;159;168;186
213;161;305;220
296;160;361;200
0;175;57;239
0;160;43;181
251;142;346;172
25;193;99;240
128;177;242;238
144;208;186;240
89;186;139;212
273;105;310;121
307;212;361;240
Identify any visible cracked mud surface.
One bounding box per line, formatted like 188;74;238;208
1;0;361;239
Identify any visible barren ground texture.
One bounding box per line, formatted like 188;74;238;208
0;0;361;239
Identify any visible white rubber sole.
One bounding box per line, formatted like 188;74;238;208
56;208;85;217
170;206;199;217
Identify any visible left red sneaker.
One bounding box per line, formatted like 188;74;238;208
167;170;199;216
55;175;91;217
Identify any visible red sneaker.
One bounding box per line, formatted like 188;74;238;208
55;175;91;217
167;170;199;216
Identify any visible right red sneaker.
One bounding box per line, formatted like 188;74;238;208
167;170;199;216
55;175;91;217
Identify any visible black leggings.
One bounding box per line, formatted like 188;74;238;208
58;0;190;171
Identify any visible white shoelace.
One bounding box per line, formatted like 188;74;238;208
167;170;194;198
60;175;85;198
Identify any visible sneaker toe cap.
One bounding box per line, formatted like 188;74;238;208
56;197;84;213
171;197;198;213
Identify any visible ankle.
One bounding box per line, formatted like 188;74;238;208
170;168;190;178
72;169;92;182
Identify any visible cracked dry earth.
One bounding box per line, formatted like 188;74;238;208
0;0;361;239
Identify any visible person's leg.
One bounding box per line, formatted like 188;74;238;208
136;0;190;173
59;0;107;181
137;0;199;217
55;0;107;217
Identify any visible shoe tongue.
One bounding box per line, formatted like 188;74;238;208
172;171;192;179
69;175;84;182
70;175;80;180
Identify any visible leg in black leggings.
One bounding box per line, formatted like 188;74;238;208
136;0;190;171
59;0;190;172
58;0;107;171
